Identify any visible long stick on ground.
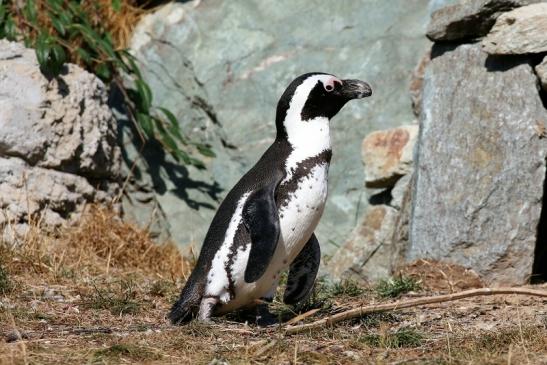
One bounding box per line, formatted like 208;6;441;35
283;287;547;335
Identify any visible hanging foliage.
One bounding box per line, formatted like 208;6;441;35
0;0;214;168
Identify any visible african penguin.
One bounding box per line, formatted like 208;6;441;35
169;72;372;323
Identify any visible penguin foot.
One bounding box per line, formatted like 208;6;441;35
254;304;279;327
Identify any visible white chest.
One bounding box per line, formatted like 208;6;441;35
278;163;329;258
214;162;329;313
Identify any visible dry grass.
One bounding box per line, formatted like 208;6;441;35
13;0;148;51
1;209;547;364
0;206;190;281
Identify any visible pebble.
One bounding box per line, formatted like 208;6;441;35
5;329;29;343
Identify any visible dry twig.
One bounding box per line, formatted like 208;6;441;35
282;287;547;335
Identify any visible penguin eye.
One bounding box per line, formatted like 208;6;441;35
323;77;341;93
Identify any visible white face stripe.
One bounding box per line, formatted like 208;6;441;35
282;74;335;183
284;74;337;125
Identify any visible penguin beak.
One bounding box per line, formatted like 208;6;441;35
340;79;372;100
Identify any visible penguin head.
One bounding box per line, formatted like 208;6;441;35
275;73;372;139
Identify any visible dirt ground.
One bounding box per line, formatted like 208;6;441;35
1;208;547;365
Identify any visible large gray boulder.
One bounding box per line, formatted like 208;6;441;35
482;3;547;55
408;43;547;285
426;0;543;42
0;40;121;240
128;0;432;252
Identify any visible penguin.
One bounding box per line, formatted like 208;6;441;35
169;72;372;324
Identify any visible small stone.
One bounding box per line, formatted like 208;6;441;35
482;3;547;54
5;329;28;343
362;125;418;189
426;0;540;42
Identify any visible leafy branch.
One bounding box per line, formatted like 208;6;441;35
0;0;214;168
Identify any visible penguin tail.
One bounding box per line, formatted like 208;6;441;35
168;274;203;325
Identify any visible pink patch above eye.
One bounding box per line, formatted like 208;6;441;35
324;76;342;91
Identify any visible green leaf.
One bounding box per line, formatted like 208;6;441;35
136;112;154;138
0;5;6;22
51;44;66;69
112;0;121;12
195;143;216;158
157;107;185;142
48;0;64;13
57;9;72;25
156;121;179;152
188;156;206;169
50;16;66;36
24;0;38;23
68;23;99;46
35;35;51;68
135;79;152;112
97;37;116;60
2;16;17;40
76;48;92;64
95;63;112;80
119;51;143;78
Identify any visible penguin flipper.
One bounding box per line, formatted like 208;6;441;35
243;183;281;283
283;233;321;305
169;271;205;324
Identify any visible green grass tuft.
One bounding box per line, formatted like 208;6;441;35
85;280;141;316
329;278;365;297
360;327;424;348
148;279;176;298
0;263;13;295
93;343;160;362
374;275;421;298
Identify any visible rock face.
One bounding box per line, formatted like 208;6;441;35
482;3;547;54
426;0;542;42
0;40;121;239
363;125;418;188
410;52;431;117
128;0;431;252
537;56;547;91
408;43;547;285
326;125;417;282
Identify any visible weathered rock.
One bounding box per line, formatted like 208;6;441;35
0;41;120;178
426;0;542;42
326;205;395;281
363;125;418;189
408;43;547;285
410;52;431;118
429;0;461;13
326;174;413;282
0;40;121;238
129;0;431;252
0;157;100;232
537;56;547;91
327;122;417;282
482;3;547;54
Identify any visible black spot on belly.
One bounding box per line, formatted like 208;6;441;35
276;149;332;209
